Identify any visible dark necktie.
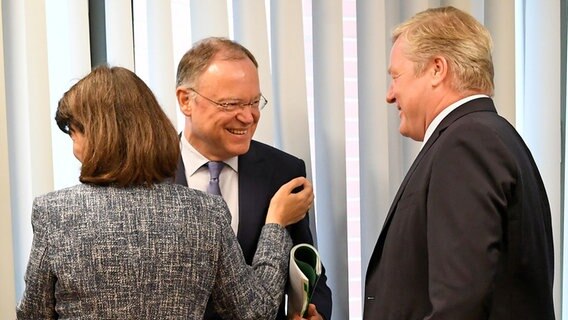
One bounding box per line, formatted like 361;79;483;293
206;161;224;196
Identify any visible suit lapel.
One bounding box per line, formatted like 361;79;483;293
366;98;497;279
387;98;496;217
237;142;274;263
365;134;434;281
174;156;188;186
174;136;274;262
174;133;189;186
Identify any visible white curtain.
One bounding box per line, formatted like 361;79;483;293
3;2;55;318
104;0;134;69
311;1;350;318
0;0;16;316
518;0;562;317
1;0;563;319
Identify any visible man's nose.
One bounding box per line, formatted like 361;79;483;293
386;84;396;104
235;108;256;124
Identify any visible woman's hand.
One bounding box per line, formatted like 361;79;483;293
265;177;314;226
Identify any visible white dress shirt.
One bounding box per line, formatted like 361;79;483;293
180;135;239;234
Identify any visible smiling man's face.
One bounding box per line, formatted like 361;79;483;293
386;37;432;141
181;57;261;161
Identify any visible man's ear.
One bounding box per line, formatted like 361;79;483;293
431;56;448;87
176;87;192;116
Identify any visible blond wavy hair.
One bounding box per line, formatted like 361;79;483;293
393;6;494;96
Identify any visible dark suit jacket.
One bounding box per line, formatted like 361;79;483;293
364;98;555;319
175;140;332;319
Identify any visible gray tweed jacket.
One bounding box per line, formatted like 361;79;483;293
16;182;292;319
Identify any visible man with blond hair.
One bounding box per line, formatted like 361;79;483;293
364;7;554;319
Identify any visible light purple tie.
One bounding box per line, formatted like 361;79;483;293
206;161;224;196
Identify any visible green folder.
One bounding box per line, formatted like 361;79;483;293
287;243;321;317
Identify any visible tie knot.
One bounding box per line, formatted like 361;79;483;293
207;161;225;180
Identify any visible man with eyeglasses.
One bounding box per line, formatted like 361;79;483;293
174;37;332;320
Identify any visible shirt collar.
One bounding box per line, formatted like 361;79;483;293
421;94;489;148
181;133;239;174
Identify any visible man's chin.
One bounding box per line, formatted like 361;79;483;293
229;143;252;156
399;125;409;137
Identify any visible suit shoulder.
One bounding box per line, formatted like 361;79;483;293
250;140;303;163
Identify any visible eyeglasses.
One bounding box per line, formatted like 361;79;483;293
188;88;268;112
56;118;83;135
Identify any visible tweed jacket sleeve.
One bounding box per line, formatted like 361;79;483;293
212;222;293;319
17;199;57;319
16;183;293;319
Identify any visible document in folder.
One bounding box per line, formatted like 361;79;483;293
287;243;322;317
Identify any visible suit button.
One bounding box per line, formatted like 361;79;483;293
366;296;375;301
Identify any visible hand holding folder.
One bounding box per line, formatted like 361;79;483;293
287;243;322;317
